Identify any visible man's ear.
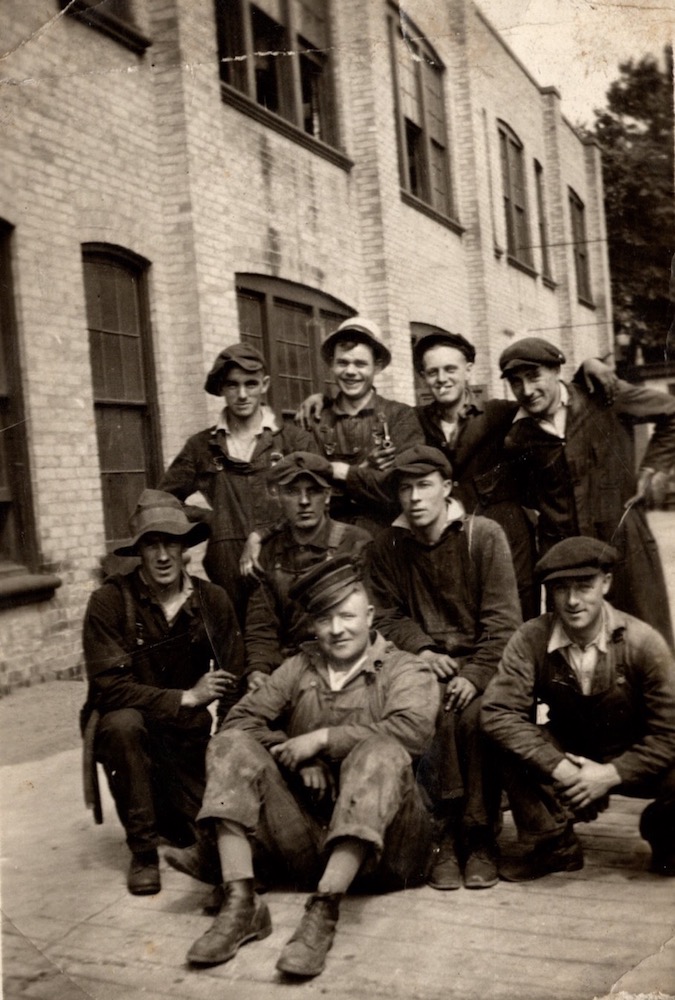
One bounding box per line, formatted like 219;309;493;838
601;572;612;596
373;361;384;378
442;477;452;499
367;604;374;628
261;374;271;394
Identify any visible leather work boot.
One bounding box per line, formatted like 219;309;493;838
276;893;341;977
427;835;461;890
187;880;272;966
463;829;499;889
499;828;584;882
649;848;675;877
127;849;161;896
164;841;221;885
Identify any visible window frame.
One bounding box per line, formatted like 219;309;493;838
498;121;535;274
534;159;555;287
58;0;151;55
568;187;594;307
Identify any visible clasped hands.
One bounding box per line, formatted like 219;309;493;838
552;753;620;814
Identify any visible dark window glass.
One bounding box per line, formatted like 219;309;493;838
569;188;593;303
534;160;553;280
498;122;533;268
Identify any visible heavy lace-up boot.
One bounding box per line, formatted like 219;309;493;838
276;892;341;977
186;879;271;966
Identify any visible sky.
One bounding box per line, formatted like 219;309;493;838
475;0;673;126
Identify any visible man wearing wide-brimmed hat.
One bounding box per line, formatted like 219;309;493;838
82;489;244;896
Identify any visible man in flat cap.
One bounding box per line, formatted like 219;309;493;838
244;452;372;691
368;445;522;890
499;335;675;646
160;342;315;623
82;490;244;895
167;555;438;977
482;536;675;880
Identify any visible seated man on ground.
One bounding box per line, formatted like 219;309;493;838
369;446;522;890
82;489;244;895
481;536;675;880
244;451;371;692
166;556;438;978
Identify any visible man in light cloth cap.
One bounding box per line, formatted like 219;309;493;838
160;342;315;623
499;335;675;647
244;452;372;691
482;536;675;880
82;490;244;896
167;555;438;978
369;445;521;890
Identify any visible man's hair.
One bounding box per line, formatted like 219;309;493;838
325;334;377;363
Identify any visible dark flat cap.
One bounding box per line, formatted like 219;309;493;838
320;317;392;369
267;451;334;489
289;554;364;616
385;445;453;485
535;536;618;584
413;330;476;370
499;337;565;376
205;342;266;396
114;489;209;556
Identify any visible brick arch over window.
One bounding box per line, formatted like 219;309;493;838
235;274;355;415
497;120;534;271
82;244;162;551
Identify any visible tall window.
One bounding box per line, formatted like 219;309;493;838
498;121;533;269
568;188;593;304
83;247;161;551
389;12;452;216
534;160;553;281
235;275;353;414
216;0;337;147
0;223;37;574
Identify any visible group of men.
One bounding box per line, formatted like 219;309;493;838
82;317;675;980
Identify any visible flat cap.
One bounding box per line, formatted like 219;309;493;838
205;342;266;396
289;554;364;616
413;330;476;370
499;337;565;376
320;316;392;369
267;451;334;489
385;445;453;485
535;536;617;584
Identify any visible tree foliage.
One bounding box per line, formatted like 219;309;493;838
590;46;674;361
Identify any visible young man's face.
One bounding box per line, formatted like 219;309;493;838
397;470;451;535
138;532;184;591
549;572;612;642
330;342;381;403
221;365;270;419
313;586;373;668
421;344;472;409
505;365;561;420
278;474;329;534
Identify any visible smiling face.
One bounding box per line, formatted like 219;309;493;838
221;365;270;420
397;470;451;541
504;364;562;420
278;474;329;535
138;532;184;593
312;585;374;668
549;572;612;644
330;341;381;403
420;344;472;412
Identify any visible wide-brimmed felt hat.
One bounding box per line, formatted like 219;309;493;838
384;445;453;487
499;337;565;376
535;536;617;584
289;554;364;616
320;317;392;369
113;489;210;556
267;452;334;489
413;330;476;370
204;342;266;396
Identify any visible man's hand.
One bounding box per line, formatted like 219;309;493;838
270;729;328;770
554;754;620;810
419;649;459;680
580;357;619;406
240;531;264;578
366;441;396;471
299;762;335;801
624;467;654;510
182;670;238;708
294;393;325;429
444;676;478;713
247;670;268;694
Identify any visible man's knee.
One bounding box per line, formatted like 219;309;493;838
96;708;147;754
207;728;270;768
341;735;411;783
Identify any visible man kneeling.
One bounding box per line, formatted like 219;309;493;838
170;555;438;977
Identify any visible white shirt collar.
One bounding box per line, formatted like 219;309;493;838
513;381;569;438
215;404;278;435
392;496;465;531
548;603;609;655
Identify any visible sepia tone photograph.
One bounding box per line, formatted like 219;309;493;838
1;1;674;997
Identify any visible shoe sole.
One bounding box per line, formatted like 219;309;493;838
128;883;161;896
499;855;584;882
464;875;499;889
276;954;326;977
426;877;461;890
187;920;272;966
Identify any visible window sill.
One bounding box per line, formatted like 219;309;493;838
400;192;465;236
220;85;353;172
59;1;151;55
542;275;558;290
507;255;538;279
0;571;62;609
578;296;596;310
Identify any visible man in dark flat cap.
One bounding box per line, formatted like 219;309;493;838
482;536;675;881
167;556;438;978
82;490;244;895
244;452;372;691
160;342;315;623
369;445;522;890
500;335;675;646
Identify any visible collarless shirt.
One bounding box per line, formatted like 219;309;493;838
548;606;609;695
327;651;369;691
140;570;194;626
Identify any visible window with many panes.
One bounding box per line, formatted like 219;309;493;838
534;160;553;282
498;121;533;270
389;9;453;218
235;275;354;415
568;188;593;304
83;246;161;551
216;0;337;148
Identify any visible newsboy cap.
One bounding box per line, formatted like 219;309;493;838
385;445;453;485
320;317;392;369
114;489;210;557
535;536;618;585
204;342;266;396
499;337;565;376
289;554;365;616
267;451;334;489
413;330;476;370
